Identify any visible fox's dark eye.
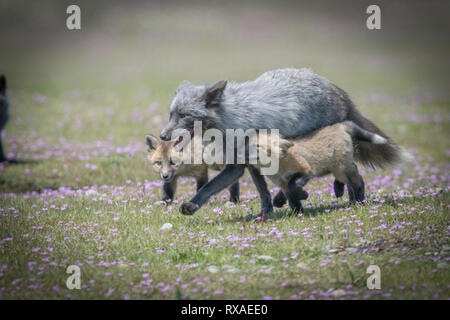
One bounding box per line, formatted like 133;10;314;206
179;113;187;119
154;161;162;166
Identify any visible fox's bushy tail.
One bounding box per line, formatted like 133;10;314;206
335;85;412;168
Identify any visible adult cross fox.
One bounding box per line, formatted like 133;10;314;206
159;68;408;217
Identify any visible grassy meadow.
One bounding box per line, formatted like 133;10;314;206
0;1;449;299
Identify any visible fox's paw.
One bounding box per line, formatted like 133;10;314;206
180;202;199;215
273;191;287;207
333;180;345;198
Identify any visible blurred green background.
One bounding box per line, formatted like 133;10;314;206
2;0;449;94
0;0;449;190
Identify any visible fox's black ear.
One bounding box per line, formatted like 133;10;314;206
145;134;160;151
0;75;6;94
202;80;227;108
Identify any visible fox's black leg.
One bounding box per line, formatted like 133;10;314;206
292;172;310;190
345;163;365;203
273;190;287;207
285;187;303;213
0;139;6;162
228;181;240;203
333;180;345;198
348;179;365;203
273;174;309;210
357;179;365;202
162;181;176;202
354;179;365;202
196;176;208;192
348;185;355;202
181;164;245;215
289;172;310;200
247;165;273;217
285;175;306;213
286;194;303;214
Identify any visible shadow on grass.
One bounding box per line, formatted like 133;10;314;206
3;158;40;165
0;177;61;193
0;158;64;193
220;202;350;224
375;194;438;208
218;192;435;225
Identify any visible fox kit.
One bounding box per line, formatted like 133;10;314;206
162;68;405;216
0;75;9;162
145;134;239;203
256;121;390;213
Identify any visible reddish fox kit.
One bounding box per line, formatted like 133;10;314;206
145;134;239;203
256;121;391;213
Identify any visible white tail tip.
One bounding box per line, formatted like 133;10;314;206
372;134;388;144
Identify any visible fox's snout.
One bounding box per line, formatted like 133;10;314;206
161;173;169;179
160;130;171;141
160;117;178;141
160;119;174;140
160;170;174;182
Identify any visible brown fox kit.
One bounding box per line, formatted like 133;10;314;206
145;134;239;203
256;121;390;213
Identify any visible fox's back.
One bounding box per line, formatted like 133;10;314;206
287;123;353;176
222;68;348;138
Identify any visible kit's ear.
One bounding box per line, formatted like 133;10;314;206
0;75;6;95
279;139;294;156
202;80;227;108
145;134;160;152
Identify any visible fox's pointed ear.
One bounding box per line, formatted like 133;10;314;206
202;80;227;108
0;75;6;95
145;134;160;152
279;139;294;157
174;80;191;95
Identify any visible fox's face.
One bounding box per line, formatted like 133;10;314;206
159;80;227;148
145;134;183;182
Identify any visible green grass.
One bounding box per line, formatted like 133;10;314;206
0;1;449;299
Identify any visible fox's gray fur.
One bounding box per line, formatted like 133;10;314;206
0;75;9;162
161;68;406;216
